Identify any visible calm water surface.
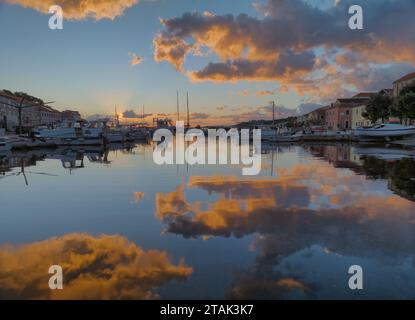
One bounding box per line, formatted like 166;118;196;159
0;142;415;299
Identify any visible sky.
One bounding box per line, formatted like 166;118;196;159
0;0;414;125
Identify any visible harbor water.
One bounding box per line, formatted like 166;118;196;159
0;142;415;299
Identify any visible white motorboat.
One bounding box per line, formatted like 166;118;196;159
33;121;104;145
272;132;303;142
260;128;277;141
34;121;103;139
355;123;415;138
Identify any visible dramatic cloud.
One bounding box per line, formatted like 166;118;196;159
153;32;193;71
129;52;143;66
154;0;415;101
0;233;192;299
5;0;138;20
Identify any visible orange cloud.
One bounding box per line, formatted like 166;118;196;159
153;32;193;71
5;0;138;20
129;52;143;66
0;233;192;299
134;191;144;202
154;1;415;101
256;89;277;97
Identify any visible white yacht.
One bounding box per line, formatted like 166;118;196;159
33;121;104;145
355;123;415;138
260;128;277;141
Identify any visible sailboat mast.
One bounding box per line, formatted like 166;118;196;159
272;101;275;127
186;91;190;128
176;91;180;123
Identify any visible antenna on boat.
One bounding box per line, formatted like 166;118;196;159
186;91;190;128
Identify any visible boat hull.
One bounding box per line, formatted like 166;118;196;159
272;136;302;142
355;127;415;137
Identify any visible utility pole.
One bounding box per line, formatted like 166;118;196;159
186;91;190;128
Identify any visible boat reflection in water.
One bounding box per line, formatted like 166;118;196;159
0;142;414;299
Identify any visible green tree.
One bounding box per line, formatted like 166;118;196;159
13;91;44;105
392;81;415;122
362;91;392;123
286;116;297;128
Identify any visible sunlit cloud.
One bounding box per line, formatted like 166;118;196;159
4;0;138;20
129;52;143;66
153;0;415;101
134;192;144;202
0;233;192;299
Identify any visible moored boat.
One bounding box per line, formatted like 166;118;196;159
355;123;415;138
272;132;303;142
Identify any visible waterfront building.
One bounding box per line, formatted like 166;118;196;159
350;93;376;129
393;71;415;98
325;94;372;131
307;106;329;125
0;91;19;131
351;104;372;129
21;105;62;127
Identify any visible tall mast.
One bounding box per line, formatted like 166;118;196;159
176;90;180;122
186;91;190;128
272;101;275;127
142;104;145;124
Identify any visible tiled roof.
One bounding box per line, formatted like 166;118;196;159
352;92;376;98
394;72;415;83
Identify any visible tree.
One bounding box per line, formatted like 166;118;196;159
286;117;297;128
392;81;415;122
362;91;392;123
13;91;44;105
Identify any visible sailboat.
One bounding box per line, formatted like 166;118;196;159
260;101;277;141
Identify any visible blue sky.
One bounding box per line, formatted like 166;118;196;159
0;0;413;124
